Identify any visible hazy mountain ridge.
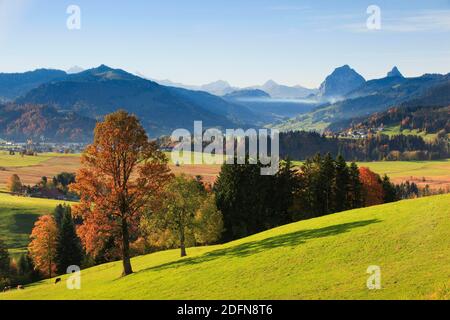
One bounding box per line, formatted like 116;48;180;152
1;64;448;141
0;69;67;101
14;65;259;137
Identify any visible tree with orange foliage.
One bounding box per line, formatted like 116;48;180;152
70;111;172;276
359;167;384;207
28;215;58;278
7;174;22;193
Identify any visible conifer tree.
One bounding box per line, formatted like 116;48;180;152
55;206;83;274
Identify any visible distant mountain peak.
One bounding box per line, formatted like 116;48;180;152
73;65;140;82
200;80;235;95
208;80;230;86
264;80;278;87
66;66;84;74
319;65;366;97
387;66;404;78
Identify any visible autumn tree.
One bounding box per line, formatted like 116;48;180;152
359;167;384;207
194;194;223;245
7;174;22;193
28;215;58;278
150;174;205;257
70;111;171;276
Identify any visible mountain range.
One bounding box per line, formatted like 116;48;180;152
275;66;450;133
0;64;448;142
152;77;317;98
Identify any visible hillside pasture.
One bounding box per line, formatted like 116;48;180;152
1;194;449;300
0;193;74;249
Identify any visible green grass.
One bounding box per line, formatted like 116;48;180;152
291;159;450;180
2;194;449;300
356;159;450;179
0;151;81;168
0;193;74;249
0;152;53;168
381;125;443;142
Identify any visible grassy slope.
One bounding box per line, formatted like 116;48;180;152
2;194;449;300
381;125;447;142
0;193;74;249
356;159;450;179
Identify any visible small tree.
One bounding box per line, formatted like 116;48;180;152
0;239;10;285
53;204;66;227
151;175;205;257
381;175;398;203
55;206;83;274
194;194;223;245
359;167;384;207
7;174;22;193
28;215;58;278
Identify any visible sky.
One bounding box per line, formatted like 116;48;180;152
0;0;450;88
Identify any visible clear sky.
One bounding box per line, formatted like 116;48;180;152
1;0;450;88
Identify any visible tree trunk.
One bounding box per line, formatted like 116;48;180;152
121;219;133;276
180;229;187;257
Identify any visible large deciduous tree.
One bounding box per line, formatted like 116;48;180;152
28;215;58;278
70;111;171;276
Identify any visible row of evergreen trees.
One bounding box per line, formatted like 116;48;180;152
293;154;364;220
214;160;296;241
214;153;408;242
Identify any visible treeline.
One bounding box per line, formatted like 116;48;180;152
214;153;445;242
354;105;450;135
7;172;78;201
279;131;450;161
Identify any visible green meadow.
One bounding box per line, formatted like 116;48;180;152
291;159;450;180
0;151;80;168
356;159;450;179
2;194;449;300
0;193;74;249
0;152;53;168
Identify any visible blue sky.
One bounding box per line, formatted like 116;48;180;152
1;0;450;88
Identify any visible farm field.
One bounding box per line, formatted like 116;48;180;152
356;159;450;190
2;194;449;300
1;152;450;190
0;193;74;249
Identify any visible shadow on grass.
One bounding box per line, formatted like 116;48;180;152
144;219;381;273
